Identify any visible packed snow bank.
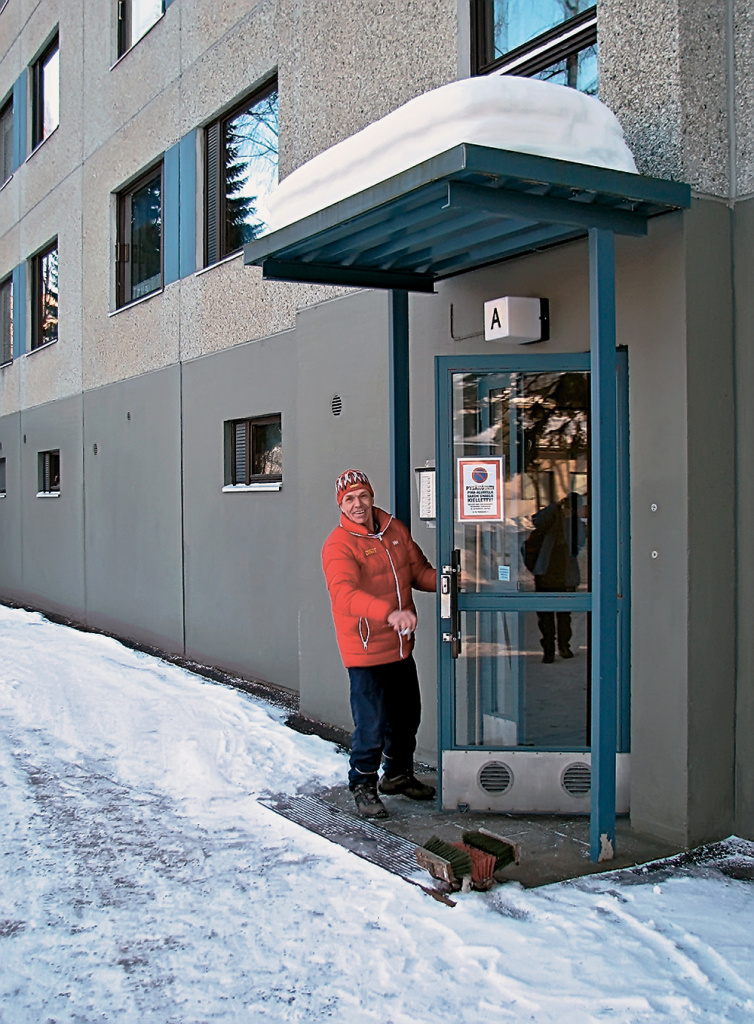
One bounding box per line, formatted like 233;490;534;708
1;604;754;1023
267;76;638;231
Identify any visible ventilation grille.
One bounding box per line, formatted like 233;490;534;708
331;394;342;417
478;761;513;794
561;761;591;796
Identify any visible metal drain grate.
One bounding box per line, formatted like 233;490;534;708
478;761;513;794
562;761;591;796
260;794;421;881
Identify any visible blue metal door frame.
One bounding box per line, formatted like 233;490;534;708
435;254;628;861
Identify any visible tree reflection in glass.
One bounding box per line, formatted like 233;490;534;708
40;246;58;346
131;172;162;300
223;88;279;251
491;0;593;58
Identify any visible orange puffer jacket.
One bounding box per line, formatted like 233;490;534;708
322;507;437;668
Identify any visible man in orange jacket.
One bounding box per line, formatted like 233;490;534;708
322;469;437;819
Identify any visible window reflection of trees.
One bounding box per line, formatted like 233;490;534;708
131;176;161;299
40;247;58;346
492;0;593;58
523;373;588;495
224;89;279;251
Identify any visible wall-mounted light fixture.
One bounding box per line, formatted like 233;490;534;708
484;296;549;344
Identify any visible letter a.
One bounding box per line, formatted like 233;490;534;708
490;307;501;330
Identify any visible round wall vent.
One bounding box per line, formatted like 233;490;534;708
478;760;513;794
562;761;591;796
331;394;343;416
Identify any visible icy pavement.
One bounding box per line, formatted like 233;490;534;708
1;604;753;1023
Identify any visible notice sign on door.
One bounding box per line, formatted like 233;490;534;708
457;458;504;521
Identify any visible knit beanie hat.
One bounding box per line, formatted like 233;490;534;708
335;469;374;505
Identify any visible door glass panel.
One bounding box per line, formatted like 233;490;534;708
454;610;590;748
452;370;590;593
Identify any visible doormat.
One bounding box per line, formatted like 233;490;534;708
259;793;456;904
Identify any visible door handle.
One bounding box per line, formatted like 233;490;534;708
441;548;461;658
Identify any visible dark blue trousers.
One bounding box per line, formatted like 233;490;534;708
347;656;422;789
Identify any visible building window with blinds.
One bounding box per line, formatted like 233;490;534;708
37;448;60;496
224;414;282;490
205;79;278;266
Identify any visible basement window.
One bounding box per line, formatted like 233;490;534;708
224;414;282;491
37;448;60;496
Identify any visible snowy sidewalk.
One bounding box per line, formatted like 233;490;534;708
1;603;753;1023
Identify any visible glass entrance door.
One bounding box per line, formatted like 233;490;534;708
435;353;629;811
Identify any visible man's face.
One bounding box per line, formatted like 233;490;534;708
340;486;374;527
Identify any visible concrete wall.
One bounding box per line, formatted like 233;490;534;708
83;367;185;653
734;196;754;838
1;0;460;415
17;394;86;619
181;326;303;689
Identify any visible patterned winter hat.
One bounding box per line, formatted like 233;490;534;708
335;469;374;505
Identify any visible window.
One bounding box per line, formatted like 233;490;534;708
0;276;11;364
0;457;6;496
225;414;282;488
38;449;60;495
117;163;162;307
1;95;12;185
32;34;60;148
472;1;597;94
205;81;279;266
32;241;58;350
118;0;164;57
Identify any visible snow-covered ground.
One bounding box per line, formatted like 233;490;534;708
0;603;752;1023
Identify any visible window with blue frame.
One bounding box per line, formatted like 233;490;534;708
472;0;597;95
205;80;279;266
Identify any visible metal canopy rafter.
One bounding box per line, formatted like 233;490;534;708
244;143;690;290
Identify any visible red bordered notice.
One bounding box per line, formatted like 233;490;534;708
457;457;504;522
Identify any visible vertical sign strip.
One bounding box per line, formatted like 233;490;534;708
12;73;27;172
12;262;26;358
163;142;180;286
179;130;197;279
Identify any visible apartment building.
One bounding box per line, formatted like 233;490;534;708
1;0;752;857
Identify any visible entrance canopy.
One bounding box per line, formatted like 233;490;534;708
244;128;691;865
244;143;690;291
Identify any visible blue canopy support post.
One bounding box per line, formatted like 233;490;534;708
389;289;411;527
589;227;619;863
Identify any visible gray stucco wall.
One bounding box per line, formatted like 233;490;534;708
294;289;394;733
18;394;87;620
734;196;754;838
0;413;23;602
83;367;185;653
181;327;301;690
684;199;736;843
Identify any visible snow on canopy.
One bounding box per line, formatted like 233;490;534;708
267;76;638;231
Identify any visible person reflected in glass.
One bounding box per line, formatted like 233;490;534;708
529;492;587;663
